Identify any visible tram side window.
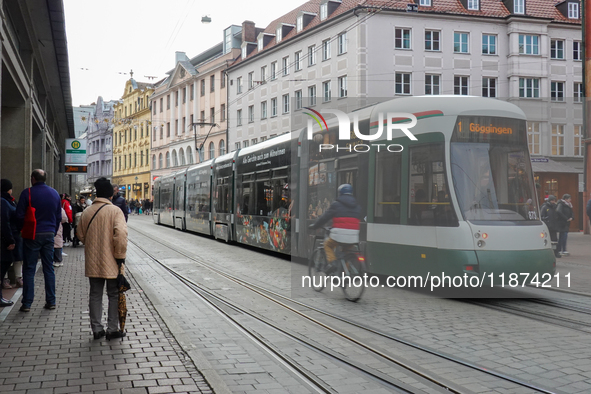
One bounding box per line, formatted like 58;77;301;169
215;177;230;213
272;168;290;216
255;172;272;216
408;144;457;226
375;151;401;224
198;182;210;212
241;174;254;215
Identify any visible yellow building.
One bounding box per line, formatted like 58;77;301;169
112;76;154;201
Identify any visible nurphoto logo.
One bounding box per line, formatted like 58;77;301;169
303;108;418;153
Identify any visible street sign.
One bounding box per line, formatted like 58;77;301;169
407;3;418;12
65;138;87;165
64;165;87;173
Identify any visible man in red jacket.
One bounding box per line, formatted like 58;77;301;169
61;194;73;246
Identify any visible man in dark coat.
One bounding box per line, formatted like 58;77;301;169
310;184;362;273
112;185;128;222
1;179;19;306
540;195;560;258
555;193;574;256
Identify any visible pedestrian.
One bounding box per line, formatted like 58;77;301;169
53;207;68;267
72;196;87;247
555;193;574;256
540;195;561;258
61;193;73;246
1;179;20;306
77;178;128;340
15;169;62;312
1;179;23;291
112;185;128;222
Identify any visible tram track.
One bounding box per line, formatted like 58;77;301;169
128;224;560;394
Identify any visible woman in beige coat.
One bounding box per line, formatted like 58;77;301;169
77;178;127;340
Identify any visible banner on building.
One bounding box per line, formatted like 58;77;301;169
65;138;87;173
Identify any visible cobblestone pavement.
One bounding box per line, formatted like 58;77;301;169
0;243;213;394
128;215;591;394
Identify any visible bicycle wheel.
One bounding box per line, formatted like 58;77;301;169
308;248;327;292
341;254;366;302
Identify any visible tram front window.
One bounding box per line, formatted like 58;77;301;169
451;143;538;221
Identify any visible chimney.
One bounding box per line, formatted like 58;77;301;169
175;51;189;63
242;20;256;43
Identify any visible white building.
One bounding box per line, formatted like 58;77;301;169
226;0;582;171
86;97;116;184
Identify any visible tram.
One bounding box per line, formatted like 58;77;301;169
153;96;555;280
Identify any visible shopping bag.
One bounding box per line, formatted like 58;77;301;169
21;189;36;240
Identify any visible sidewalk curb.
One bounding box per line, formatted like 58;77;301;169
129;264;232;394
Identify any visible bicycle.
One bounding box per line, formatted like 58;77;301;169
308;228;367;302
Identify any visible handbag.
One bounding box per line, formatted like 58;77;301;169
21;189;37;240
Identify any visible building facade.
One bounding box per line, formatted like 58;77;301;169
86;97;116;185
226;0;584;227
112;77;154;200
150;28;243;183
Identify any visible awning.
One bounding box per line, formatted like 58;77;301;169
531;158;582;174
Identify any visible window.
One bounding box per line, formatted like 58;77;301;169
187;147;193;164
190;84;194;100
297;16;303;32
308;85;316;106
261;101;268;119
219;140;225;156
199;147;205;162
514;0;525;13
568;2;579;19
182;117;186;134
527;122;540;155
295;90;302;109
374;147;402;224
179;148;185;165
237;109;242;126
248;105;254;123
574;82;583;103
261;66;267;83
574;125;583;156
175;91;179;107
574;41;582;61
221;71;226;88
159;153;163;169
283;94;290;113
172;150;178;167
408;144;457;226
551;40;564;59
276;26;282;43
152;155;156;170
271;98;277;117
338;33;347;54
159;126;163;140
519;34;539;55
551;81;564;102
425;74;440;95
243;140;249;148
395;73;411;95
201;80;205;96
210;75;215;92
468;0;478;10
454;32;469;53
308;45;316;66
282;56;289;76
209;142;215;159
237;77;242;94
395;28;412;49
519;78;540;98
166;122;171;137
295;51;302;71
420;0;431;5
153;104;156;115
175;120;178;135
551;124;565;155
482;77;496;97
167;95;171;109
338;76;347;98
200;110;205;124
322;81;331;102
261;136;267;142
241;46;247;59
271;62;277;80
166;152;171;168
252;138;258;145
210;107;215;123
454;76;469;95
248;72;254;89
221;104;226;122
425;30;440;51
322;39;331;60
482;34;496;55
159;98;163;112
320;3;327;20
258;36;264;51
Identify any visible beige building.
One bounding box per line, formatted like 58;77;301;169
112;76;154;200
150;26;244;182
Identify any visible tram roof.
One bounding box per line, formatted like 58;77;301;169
187;159;213;172
237;133;292;157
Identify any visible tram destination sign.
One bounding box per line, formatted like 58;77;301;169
451;116;527;144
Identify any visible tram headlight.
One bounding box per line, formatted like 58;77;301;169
540;232;547;238
544;239;548;246
474;233;480;239
481;233;488;239
477;240;485;248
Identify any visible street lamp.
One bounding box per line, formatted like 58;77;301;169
191;122;217;162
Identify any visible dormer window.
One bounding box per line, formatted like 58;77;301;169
258;36;264;51
276;27;282;43
514;0;525;14
297;16;303;32
468;0;479;10
419;0;431;5
568;2;579;18
320;3;328;20
242;46;247;59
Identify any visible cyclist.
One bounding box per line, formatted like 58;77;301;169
309;184;361;274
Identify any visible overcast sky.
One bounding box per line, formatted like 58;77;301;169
63;0;296;106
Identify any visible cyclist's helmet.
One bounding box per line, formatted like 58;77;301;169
338;184;353;196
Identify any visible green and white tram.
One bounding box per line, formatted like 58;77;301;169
298;96;555;281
